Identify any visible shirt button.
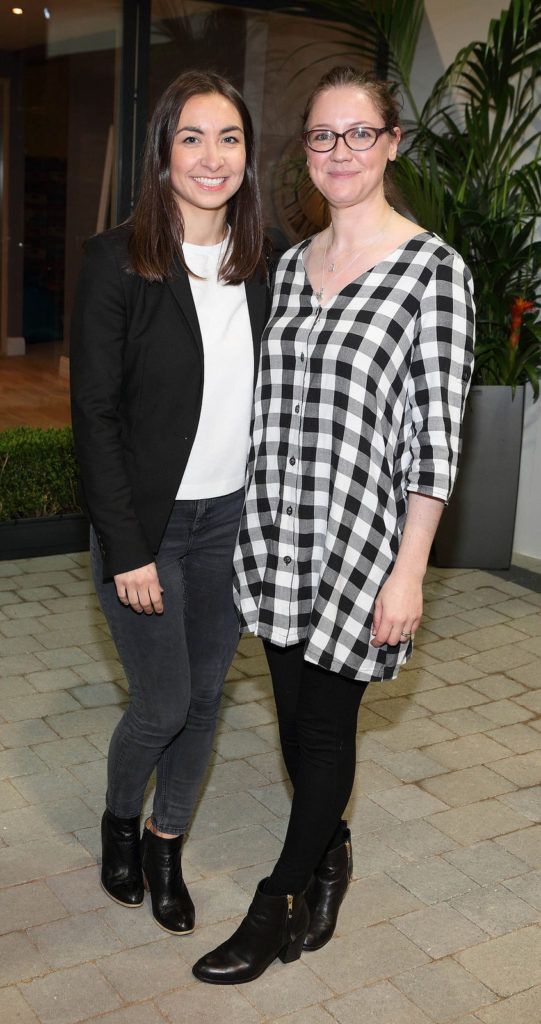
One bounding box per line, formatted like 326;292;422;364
300;352;305;362
294;404;300;413
284;556;292;565
289;456;296;465
286;506;293;515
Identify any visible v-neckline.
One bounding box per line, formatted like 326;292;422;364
300;231;434;310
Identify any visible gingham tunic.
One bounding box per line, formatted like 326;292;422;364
234;232;475;682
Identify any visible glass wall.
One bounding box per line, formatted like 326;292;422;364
0;1;121;364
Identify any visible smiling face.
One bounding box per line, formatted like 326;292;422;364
304;85;400;211
169;92;246;219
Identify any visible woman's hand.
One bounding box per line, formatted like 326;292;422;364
113;562;164;615
370;568;423;647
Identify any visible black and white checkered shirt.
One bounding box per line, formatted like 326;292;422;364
234;232;475;682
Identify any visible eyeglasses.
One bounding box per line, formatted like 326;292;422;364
303;125;393;153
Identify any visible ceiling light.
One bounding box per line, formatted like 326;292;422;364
44;6;50;17
12;7;24;14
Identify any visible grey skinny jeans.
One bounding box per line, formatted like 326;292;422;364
90;488;243;834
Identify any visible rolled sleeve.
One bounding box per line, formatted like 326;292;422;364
406;251;475;503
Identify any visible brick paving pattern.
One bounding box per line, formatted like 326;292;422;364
0;553;540;1023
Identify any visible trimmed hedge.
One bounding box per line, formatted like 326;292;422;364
0;426;82;521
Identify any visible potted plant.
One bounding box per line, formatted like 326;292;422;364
283;0;541;567
0;426;89;559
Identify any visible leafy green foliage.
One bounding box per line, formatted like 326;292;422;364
0;427;82;521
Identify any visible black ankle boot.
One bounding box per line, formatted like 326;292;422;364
303;827;352;951
192;879;309;984
140;827;195;934
100;809;144;907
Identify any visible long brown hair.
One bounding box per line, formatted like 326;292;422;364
302;66;402;199
129;70;264;283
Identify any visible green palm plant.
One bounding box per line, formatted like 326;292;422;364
288;0;541;393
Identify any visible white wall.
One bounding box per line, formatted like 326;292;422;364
411;0;541;561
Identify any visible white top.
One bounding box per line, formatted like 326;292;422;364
175;236;254;500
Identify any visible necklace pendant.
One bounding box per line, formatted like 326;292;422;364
315;288;323;302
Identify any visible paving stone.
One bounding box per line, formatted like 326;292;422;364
503;869;541;910
3;691;80;722
0;778;27;810
378;667;443;696
213;728;272;759
433;707;497;736
268;1007;335;1024
46;865;109;912
486;723;541;754
83;1006;166;1024
93;938;189;1000
428;799;531;845
413;684;490;714
250;781;293;818
0;674;35;699
29;736;103;768
158;984;263;1023
420;766;515;806
393;958;497;1021
324;980;432;1024
0;653;45;675
338;873;423;931
392;901;487;958
0;796;99;845
476;985;541;1023
12;768;87;805
469;674;526;699
34;646;93;669
371;718;455;751
456;925;541;996
464;645;535;674
224;675;273;703
238;960;334;1019
378;819;457;860
490;750;541;787
0;718;58;747
3;600;49;620
345;794;397;834
443;840;529;886
201;759;268;797
37;626;107;650
21;963;122;1024
424;734;513;770
0;632;46;652
368;782;448;820
450;883;540;936
0;833;93;887
0;987;39;1023
364;696;429;722
306;921;429;992
369;747;448;782
346;833;405;877
0;931;49;985
29;908;123;968
453;606;508;629
245;750;289;783
0;880;67;935
72;659;125;684
495;825;541;867
506;661;541;687
189;790;278;839
184;824;282;874
498;785;541;822
387;856;480;904
426;660;486;684
0;747;48;780
219;701;276;731
45;705;123;738
187;874;252;926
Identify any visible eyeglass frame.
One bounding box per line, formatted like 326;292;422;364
302;125;395;153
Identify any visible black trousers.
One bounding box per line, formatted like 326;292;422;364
264;641;368;895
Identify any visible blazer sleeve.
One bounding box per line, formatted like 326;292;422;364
70;234;154;578
406;250;475;503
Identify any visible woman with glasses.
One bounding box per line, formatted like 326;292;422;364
193;66;475;985
71;71;267;935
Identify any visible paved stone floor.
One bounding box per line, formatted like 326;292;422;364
1;553;541;1024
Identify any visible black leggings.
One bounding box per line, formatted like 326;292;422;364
264;641;367;895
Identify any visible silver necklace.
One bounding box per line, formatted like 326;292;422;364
315;223;390;304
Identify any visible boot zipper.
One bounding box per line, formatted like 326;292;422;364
287;894;293;919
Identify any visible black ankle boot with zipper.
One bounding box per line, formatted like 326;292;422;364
100;809;144;907
140;826;195;934
303;826;352;951
192;879;309;984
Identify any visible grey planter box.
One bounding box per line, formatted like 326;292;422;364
432;385;524;569
0;513;89;560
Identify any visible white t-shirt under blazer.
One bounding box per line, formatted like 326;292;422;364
176;236;254;500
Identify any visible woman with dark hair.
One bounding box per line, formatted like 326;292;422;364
70;70;267;934
193;66;475;983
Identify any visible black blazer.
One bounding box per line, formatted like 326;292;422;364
70;224;268;579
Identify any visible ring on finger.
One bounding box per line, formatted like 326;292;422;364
400;631;414;639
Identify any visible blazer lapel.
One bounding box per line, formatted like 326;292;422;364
167;259;204;361
245;272;269;388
